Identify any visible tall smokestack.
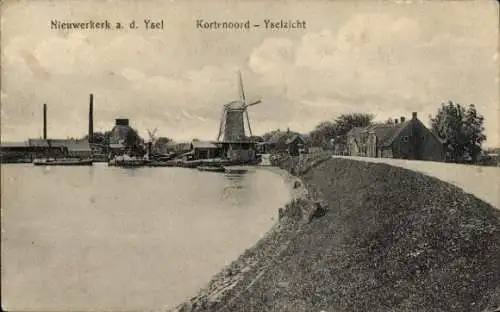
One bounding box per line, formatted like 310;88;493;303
88;93;94;142
43;103;47;139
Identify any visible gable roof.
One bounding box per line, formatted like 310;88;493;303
267;131;304;145
370;123;409;147
346;122;409;147
285;134;306;145
28;139;50;147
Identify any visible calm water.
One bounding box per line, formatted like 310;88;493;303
1;164;290;311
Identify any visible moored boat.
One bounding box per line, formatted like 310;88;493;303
225;167;248;174
108;155;146;167
197;164;226;173
147;160;176;167
33;158;93;166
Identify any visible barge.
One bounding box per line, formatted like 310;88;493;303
33;158;93;166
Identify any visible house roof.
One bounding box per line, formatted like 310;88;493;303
66;141;91;152
192;141;218;149
28;139;50;147
50;139;71;147
285;134;306;145
267;131;304;145
0;141;28;148
348;118;445;148
167;141;191;146
370;123;408;147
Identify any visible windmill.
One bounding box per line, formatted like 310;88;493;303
147;128;158;145
146;128;158;155
217;71;261;141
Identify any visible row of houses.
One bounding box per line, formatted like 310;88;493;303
345;112;446;161
160;140;258;163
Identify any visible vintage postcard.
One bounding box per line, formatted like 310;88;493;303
1;0;499;311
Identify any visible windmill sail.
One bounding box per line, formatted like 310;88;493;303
245;109;253;138
238;70;246;103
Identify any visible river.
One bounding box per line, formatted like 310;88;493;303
1;164;291;311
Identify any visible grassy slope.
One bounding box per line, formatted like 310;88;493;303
174;158;500;312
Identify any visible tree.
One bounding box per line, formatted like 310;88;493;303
334;113;374;136
430;101;486;162
124;128;143;154
248;135;264;142
154;137;172;151
82;131;111;145
308;113;375;148
155;137;171;145
309;121;337;147
262;129;281;141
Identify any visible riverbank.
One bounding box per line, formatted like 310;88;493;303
168;158;500;312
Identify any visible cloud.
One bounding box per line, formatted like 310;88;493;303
1;8;497;146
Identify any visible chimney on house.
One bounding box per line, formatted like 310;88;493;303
400;116;406;123
43;103;47;139
394;119;398;124
88;93;94;142
412;112;417;120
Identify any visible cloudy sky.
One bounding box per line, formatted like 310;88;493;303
1;0;498;146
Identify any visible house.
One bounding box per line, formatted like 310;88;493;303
346;112;445;161
285;134;307;156
191;140;221;159
264;130;307;154
218;141;258;163
28;139;67;158
65;141;92;159
44;139;93;159
1;139;93;162
0;141;31;162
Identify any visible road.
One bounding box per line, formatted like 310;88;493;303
333;156;500;209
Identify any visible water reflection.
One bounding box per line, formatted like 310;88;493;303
1;165;289;311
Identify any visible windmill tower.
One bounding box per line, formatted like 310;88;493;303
217;71;261;142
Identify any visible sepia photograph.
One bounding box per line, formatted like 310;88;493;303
1;0;499;311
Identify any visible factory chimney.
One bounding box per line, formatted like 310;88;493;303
88;93;94;143
43;103;47;139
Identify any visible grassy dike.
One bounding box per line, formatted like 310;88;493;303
168;158;500;312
